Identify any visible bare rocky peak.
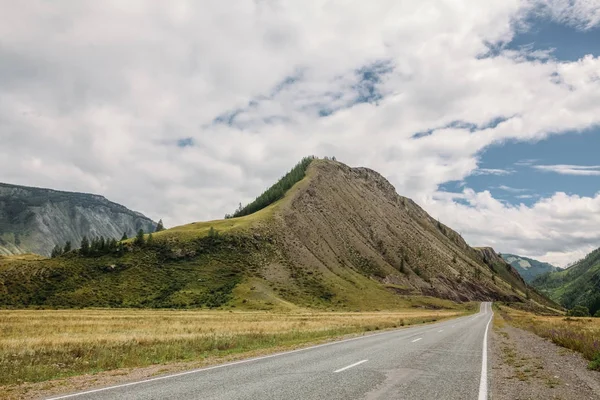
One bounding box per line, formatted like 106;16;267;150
269;159;529;302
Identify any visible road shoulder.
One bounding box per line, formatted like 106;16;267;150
490;321;600;399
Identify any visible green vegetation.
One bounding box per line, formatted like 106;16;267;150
533;247;600;315
0;233;256;309
155;219;165;232
226;156;316;218
567;305;590;317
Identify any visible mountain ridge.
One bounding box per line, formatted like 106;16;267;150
501;253;560;283
532;247;600;315
0;182;156;256
0;159;556;310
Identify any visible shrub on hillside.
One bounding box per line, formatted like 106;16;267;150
567;305;591;317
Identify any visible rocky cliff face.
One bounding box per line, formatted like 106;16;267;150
273;161;534;303
0;183;156;256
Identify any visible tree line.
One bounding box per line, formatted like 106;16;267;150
225;156;317;219
50;219;166;258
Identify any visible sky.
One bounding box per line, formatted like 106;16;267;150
1;1;599;267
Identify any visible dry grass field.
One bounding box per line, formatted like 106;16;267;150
496;304;600;370
0;308;470;389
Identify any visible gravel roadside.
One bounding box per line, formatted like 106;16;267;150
491;323;600;399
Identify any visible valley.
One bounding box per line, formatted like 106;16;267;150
0;158;593;399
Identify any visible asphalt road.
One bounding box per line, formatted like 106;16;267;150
49;302;493;400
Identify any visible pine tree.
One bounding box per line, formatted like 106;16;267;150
155;219;165;232
121;232;128;241
147;233;154;245
90;237;98;253
51;244;62;258
63;241;72;253
229;156;315;218
134;229;145;247
80;236;90;255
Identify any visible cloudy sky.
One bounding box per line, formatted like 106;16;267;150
1;1;599;266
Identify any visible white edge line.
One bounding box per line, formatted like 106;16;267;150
333;359;368;373
478;303;493;400
411;337;422;343
46;311;479;400
45;319;449;400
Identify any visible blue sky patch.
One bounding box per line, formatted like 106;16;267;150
352;60;394;105
507;16;600;61
177;137;194;148
443;128;600;205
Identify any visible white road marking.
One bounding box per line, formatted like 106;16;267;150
47;319;450;400
478;303;493;400
411;338;422;343
438;329;444;333
334;359;368;373
452;325;456;327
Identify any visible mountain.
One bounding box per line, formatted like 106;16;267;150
0;159;554;310
532;247;600;315
0;182;156;257
501;254;560;283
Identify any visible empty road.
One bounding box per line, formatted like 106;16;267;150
49;302;493;400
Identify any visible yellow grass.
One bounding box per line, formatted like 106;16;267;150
496;305;600;370
0;308;468;387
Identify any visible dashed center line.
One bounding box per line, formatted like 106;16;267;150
438;329;444;333
411;338;422;343
334;359;368;373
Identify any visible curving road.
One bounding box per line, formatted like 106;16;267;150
48;302;493;400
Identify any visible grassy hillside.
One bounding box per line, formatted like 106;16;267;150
501;253;559;283
0;159;557;311
532;247;600;315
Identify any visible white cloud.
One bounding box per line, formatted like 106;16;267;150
0;1;599;265
529;0;600;30
474;168;515;176
533;164;600;176
425;190;600;267
496;185;529;193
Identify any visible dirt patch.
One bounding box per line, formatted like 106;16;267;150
491;323;600;399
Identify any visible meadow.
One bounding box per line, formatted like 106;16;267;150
496;304;600;370
0;308;469;389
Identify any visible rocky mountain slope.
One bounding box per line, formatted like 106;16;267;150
0;159;554;310
532;247;600;315
501;254;560;283
0;183;156;256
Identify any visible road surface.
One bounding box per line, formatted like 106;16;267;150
49;302;493;400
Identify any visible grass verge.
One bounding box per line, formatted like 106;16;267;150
495;303;600;371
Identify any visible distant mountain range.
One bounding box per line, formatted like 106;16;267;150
0;182;156;257
532;247;600;315
501;254;560;283
0;159;556;310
